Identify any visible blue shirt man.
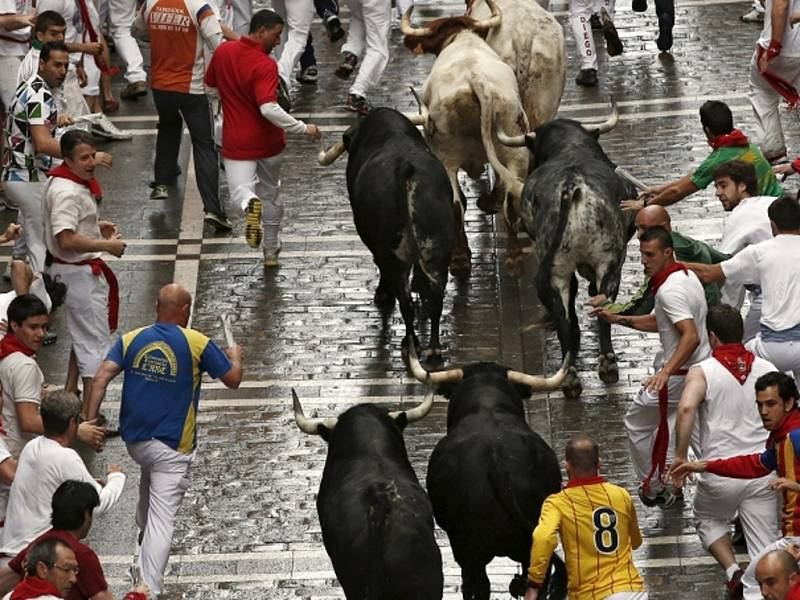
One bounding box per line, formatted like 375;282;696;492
86;283;243;596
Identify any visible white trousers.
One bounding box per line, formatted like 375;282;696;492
748;46;800;160
2;181;47;274
746;334;800;386
569;0;616;70
742;535;800;600
342;0;390;97
0;56;22;110
61;69;93;120
693;473;779;558
47;262;112;378
271;0;316;83
223;154;285;254
127;439;194;597
98;0;147;83
624;375;687;492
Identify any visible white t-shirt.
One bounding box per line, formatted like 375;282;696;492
696;355;774;461
759;0;800;56
654;269;711;369
36;0;101;65
0;436;125;555
43;176;102;263
16;46;39;87
0;0;33;58
0;278;54;329
721;234;800;331
0;352;42;458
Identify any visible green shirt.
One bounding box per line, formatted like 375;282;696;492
604;232;730;315
691;142;783;197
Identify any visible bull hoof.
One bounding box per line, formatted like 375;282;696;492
449;255;472;279
598;352;619;384
422;346;444;368
504;253;523;276
476;191;499;214
400;335;420;360
561;367;582;400
374;287;395;309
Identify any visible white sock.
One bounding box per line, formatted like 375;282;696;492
725;563;741;581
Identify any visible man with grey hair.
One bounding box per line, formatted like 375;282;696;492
0;390;125;562
3;537;78;599
754;549;799;600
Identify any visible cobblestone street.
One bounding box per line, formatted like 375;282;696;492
13;0;800;597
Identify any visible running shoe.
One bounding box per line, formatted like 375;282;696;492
632;0;647;11
637;484;678;508
91;114;133;141
244;197;263;249
335;52;358;79
296;65;319;84
741;6;764;22
601;8;624;56
263;243;281;268
204;211;232;231
345;93;372;116
323;11;345;42
121;80;148;100
590;13;601;30
656;12;674;52
149;184;169;200
575;68;598;87
726;569;744;600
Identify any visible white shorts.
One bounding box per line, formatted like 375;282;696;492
48;262;113;378
693;472;779;559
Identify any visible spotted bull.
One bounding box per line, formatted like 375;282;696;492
408;350;568;600
497;101;636;399
401;0;529;276
292;383;443;600
318;108;455;363
465;0;565;131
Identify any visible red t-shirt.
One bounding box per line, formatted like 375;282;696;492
9;530;107;600
205;37;286;160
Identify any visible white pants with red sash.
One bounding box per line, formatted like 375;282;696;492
48;262;112;378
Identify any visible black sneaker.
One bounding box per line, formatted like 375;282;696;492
632;0;647;11
656;12;674;52
296;65;318;84
590;13;602;30
278;77;292;112
335;52;358;79
637;484;677;508
601;8;624;56
726;569;744;600
345;93;372;116
575;68;598;87
204;211;233;231
323;11;345;43
42;331;57;345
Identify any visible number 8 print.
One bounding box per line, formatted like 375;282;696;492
592;507;619;554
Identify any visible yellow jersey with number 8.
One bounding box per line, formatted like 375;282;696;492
528;476;645;600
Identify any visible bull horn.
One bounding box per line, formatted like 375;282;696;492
495;115;528;147
406;113;427;126
407;344;463;384
407;86;429;126
292;389;338;434
400;5;432;36
475;0;502;30
582;97;619;135
389;375;435;423
506;353;571;391
318;137;347;166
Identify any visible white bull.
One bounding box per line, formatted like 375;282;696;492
466;0;566;129
402;2;529;277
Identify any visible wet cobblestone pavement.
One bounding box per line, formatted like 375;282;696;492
11;0;800;597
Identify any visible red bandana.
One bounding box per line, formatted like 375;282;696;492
709;129;749;149
75;0;120;77
10;577;61;600
767;410;800;449
48;164;103;202
650;262;688;296
757;45;800;109
712;343;755;385
0;333;35;360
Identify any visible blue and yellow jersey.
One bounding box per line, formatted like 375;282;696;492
107;323;232;453
528;476;644;600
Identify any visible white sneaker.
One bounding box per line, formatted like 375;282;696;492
91;114;133;141
741;7;764;22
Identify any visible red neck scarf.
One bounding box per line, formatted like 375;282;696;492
75;0;120;77
564;475;606;489
712;343;755;385
10;577;61;600
709;129;749;149
0;333;35;360
650;262;688;295
48;164;102;202
767;410;800;448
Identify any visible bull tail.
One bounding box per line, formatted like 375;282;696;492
469;78;525;200
364;481;395;600
487;443;535;531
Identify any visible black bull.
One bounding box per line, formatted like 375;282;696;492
410;351;568;600
504;116;637;400
318;107;455;363
292;388;443;600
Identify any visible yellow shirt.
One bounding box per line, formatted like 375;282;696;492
528;477;644;600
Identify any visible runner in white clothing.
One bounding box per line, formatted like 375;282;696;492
688;195;800;385
0;1;36;112
270;0;315;85
712;160;775;341
671;304;780;599
0;391;125;559
595;225;711;508
748;0;800;161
